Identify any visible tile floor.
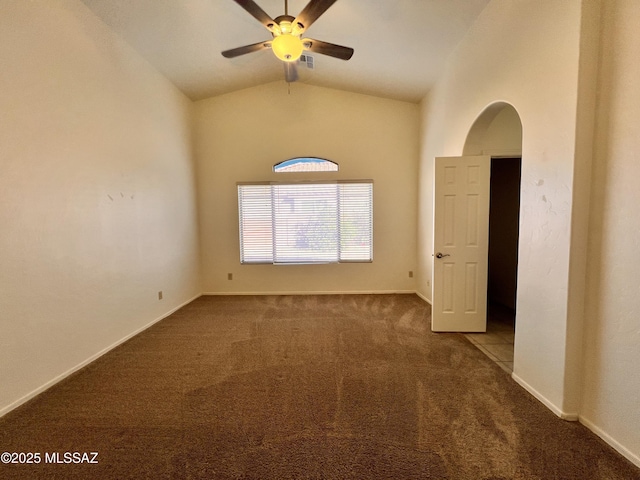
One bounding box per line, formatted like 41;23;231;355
463;303;515;374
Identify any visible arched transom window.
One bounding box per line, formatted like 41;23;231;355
273;157;339;173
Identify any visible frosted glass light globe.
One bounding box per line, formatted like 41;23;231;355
272;34;303;62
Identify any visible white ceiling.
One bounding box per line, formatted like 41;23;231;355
81;0;490;103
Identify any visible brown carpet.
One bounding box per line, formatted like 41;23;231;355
1;294;638;479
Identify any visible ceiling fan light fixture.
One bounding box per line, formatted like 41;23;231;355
221;0;354;75
272;33;303;62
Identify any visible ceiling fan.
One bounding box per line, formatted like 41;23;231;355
221;0;354;83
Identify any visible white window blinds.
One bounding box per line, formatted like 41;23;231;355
238;181;373;264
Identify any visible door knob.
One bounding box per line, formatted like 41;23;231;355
435;252;450;259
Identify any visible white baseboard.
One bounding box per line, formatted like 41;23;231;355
511;374;640;469
579;415;640;469
511;372;579;421
415;291;432;305
0;293;201;419
202;290;417;296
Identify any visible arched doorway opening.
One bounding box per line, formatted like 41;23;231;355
463;102;523;372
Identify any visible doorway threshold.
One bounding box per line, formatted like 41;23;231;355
463;303;515;373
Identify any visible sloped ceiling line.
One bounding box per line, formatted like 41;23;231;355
81;0;490;102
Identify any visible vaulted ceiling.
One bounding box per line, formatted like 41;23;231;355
81;0;490;103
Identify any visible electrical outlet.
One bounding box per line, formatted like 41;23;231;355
228;273;233;280
408;271;414;278
426;280;430;288
158;291;163;300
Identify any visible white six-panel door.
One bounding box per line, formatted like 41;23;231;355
432;156;491;332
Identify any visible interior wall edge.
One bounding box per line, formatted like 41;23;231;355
511;372;579;422
0;293;202;419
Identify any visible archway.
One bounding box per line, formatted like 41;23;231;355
463;102;522;157
463;102;523;372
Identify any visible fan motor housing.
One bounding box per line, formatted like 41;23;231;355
273;14;303;32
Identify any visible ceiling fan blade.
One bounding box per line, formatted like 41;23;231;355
233;0;276;30
293;0;338;32
221;41;271;58
284;62;299;83
304;39;353;60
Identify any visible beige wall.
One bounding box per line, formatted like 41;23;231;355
581;0;640;465
194;82;419;294
0;0;201;413
418;0;586;424
419;0;586;414
419;0;640;467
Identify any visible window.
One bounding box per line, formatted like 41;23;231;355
273;157;339;173
238;181;373;264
